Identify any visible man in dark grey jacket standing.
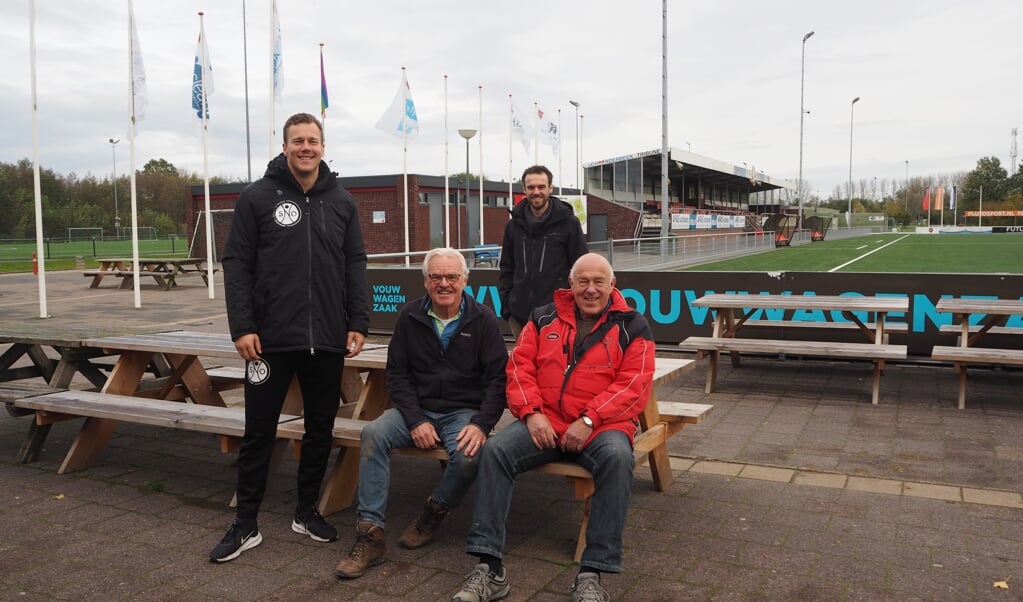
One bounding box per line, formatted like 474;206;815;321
499;164;587;338
210;112;370;563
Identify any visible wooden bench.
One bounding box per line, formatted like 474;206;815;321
930;346;1023;409
8;389;306;473
679;336;907;404
8;383;710;561
282;400;713;562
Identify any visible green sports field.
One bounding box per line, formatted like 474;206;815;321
683;233;1023;274
0;239;187;273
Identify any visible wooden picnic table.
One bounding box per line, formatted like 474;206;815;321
84;257;217;290
679;293;909;404
931;297;1023;408
0;321;154;462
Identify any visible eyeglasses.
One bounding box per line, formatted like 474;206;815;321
426;273;464;283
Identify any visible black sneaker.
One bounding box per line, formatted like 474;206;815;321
292;510;339;542
209;520;262;563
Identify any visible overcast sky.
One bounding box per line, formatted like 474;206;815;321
3;1;1021;200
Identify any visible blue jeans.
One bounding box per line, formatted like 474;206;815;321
357;408;479;528
465;420;635;572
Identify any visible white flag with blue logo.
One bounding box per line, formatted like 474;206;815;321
191;31;214;121
375;69;419;139
272;0;283;104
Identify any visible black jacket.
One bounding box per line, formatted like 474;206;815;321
498;197;588;324
386;293;508;434
223;154;369;354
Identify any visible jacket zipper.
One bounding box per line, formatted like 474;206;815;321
307;196;314;355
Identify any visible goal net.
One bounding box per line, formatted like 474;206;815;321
189;209;235;262
67;227;104;242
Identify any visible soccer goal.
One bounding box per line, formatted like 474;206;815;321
67;227;104;242
189;209;235;262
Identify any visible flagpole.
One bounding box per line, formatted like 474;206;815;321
268;1;275;163
28;0;48;318
533;102;539;165
508;94;513;208
557;108;563;195
200;12;215;299
128;0;142;308
478;85;484;245
444;75;450;247
319;43;327;142
401;67;410;267
242;0;252;181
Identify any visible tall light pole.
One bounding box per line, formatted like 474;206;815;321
457;128;476;250
797;30;814;231
108;138;120;234
904;160;909;212
569;100;581;190
847;96;860;217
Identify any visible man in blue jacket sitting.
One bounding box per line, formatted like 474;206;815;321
336;247;508;579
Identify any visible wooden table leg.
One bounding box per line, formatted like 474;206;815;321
317;447;360;516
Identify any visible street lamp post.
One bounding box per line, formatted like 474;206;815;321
108;138;120;235
457;128;476;250
847;96;860;217
904;160;909;212
798;30;814;231
569;100;581;190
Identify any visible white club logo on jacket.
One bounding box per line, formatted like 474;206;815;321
273;200;302;227
247;359;270;385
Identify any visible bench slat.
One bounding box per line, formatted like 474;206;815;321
678;336;907;359
11;390;300;438
743;320;909;333
931;346;1023;366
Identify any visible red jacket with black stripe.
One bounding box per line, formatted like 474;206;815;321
506;288;656;445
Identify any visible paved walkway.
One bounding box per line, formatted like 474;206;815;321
1;271;1021;601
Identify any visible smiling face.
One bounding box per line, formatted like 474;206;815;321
282;121;324;182
424;253;467;318
569;253;616;318
523;172;552;215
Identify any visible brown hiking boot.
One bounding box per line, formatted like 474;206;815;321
335;521;386;579
399;496;449;549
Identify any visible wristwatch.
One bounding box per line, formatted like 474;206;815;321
581;415;594;428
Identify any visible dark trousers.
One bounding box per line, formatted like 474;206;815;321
234;350;344;524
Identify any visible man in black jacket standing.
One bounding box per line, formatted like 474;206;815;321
210;112;370;563
499;165;587;338
335;247;507;579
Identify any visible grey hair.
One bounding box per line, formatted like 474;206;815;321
422;247;470;277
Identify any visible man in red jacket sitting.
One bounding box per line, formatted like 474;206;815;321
452;252;656;602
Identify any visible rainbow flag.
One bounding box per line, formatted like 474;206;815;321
319;44;329;119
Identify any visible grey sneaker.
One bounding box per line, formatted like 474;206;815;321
572;572;610;602
451;563;510;602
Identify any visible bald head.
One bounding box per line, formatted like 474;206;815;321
569;253;616;318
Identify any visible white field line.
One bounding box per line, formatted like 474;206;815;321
829;234;912;272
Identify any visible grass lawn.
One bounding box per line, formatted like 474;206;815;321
683;233;1023;274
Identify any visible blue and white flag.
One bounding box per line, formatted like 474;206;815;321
191;30;214;120
375;69;419;139
272;0;283;104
